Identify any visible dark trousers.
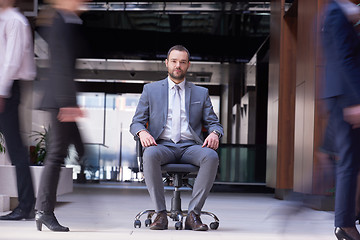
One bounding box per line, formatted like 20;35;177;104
328;97;360;227
35;109;83;212
0;81;35;212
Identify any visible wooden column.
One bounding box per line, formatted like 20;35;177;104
293;0;328;195
267;0;329;200
267;0;297;197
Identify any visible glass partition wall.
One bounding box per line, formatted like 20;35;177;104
66;92;220;183
58;89;265;185
66;92;141;182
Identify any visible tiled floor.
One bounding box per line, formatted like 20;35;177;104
0;183;341;239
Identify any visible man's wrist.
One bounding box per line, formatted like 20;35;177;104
137;130;147;137
212;130;221;138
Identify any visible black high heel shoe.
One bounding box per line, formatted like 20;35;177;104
335;227;359;240
35;211;69;232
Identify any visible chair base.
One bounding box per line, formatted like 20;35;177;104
134;209;219;230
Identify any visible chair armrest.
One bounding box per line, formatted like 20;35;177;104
134;136;143;172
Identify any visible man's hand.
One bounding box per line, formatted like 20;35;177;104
202;132;219;150
138;130;157;147
344;104;360;128
57;107;85;122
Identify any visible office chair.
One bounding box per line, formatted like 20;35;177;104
133;137;220;230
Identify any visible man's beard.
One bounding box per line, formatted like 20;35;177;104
169;69;186;80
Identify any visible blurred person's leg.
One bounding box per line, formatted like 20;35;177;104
35;109;68;213
0;81;35;220
321;99;360;224
35;109;70;232
320;99;338;156
332;97;360;228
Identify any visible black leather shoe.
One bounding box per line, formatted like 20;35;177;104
0;207;34;220
335;227;360;240
149;211;168;230
35;211;69;232
185;211;208;231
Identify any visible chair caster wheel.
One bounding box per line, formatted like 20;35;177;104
175;221;183;230
145;218;152;227
134;219;141;228
210;221;219;230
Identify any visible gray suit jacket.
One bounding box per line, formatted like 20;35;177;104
130;78;223;144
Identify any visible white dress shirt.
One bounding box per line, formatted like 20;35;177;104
159;78;195;142
0;7;36;97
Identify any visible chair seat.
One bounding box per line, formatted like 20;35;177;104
161;164;199;173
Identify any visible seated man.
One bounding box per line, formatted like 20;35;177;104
130;45;223;231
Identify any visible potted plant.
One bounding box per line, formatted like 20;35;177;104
30;127;48;165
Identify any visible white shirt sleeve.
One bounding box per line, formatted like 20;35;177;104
0;19;26;97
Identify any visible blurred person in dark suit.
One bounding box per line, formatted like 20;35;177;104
317;113;360;223
322;0;360;239
34;0;87;232
0;0;36;221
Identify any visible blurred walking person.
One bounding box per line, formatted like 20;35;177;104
322;0;360;239
0;0;36;221
34;0;87;232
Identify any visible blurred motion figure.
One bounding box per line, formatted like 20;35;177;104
322;0;360;239
0;0;36;221
34;0;86;232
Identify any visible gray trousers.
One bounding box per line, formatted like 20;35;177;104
143;140;219;215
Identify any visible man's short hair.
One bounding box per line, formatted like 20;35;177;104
167;45;190;61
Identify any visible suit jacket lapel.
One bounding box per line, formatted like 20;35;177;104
161;78;169;124
185;80;191;119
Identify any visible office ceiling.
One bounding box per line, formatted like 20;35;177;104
32;0;292;63
72;1;272;62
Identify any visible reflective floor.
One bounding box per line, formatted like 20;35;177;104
0;183;340;239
